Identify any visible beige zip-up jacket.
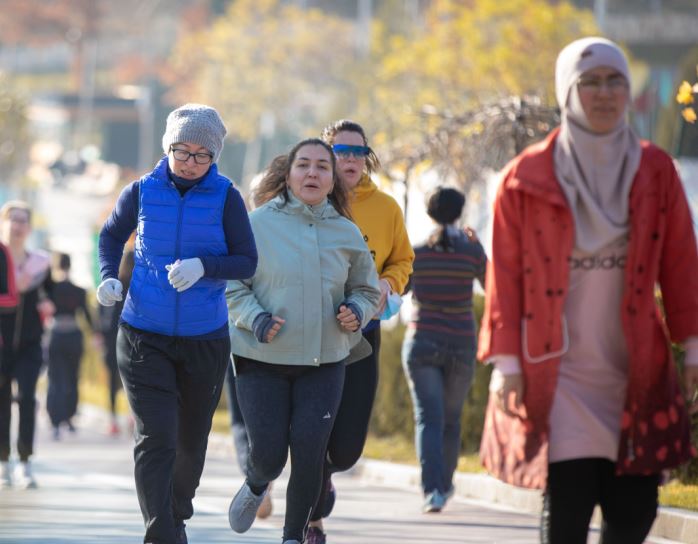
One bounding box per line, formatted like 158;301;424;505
227;192;380;366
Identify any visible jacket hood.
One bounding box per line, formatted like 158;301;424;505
504;129;568;207
352;175;378;203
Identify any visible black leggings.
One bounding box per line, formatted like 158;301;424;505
224;365;249;474
46;329;83;427
234;356;345;542
541;458;660;544
0;342;43;462
310;326;380;521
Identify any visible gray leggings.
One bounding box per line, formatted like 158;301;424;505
234;356;344;542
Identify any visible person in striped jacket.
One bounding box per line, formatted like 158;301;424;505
401;186;486;513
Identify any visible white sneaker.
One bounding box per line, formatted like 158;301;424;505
0;461;12;488
15;461;37;489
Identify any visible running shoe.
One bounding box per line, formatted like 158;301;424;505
0;461;12;488
15;461;37;489
228;482;267;533
306;526;327;544
422;490;445;513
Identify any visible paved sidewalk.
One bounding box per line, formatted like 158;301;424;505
0;406;541;543
354;460;698;544
0;404;693;543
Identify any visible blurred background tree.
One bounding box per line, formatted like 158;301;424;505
164;0;362;181
0;73;29;191
159;0;596;191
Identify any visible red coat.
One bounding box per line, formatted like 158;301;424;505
0;242;17;352
478;129;698;489
0;242;17;311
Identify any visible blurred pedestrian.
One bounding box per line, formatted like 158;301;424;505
99;248;134;437
46;252;99;440
97;103;258;544
0;238;18;488
226;138;380;544
479;37;698;544
401;186;486;513
304;120;414;543
0;200;54;489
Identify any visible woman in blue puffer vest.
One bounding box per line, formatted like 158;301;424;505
97;103;258;544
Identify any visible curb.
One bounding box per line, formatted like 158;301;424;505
353;458;698;544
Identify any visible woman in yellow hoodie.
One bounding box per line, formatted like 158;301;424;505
305;120;414;544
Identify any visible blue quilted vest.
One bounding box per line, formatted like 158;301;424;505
121;157;229;336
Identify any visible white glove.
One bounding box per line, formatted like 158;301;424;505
96;278;123;307
166;258;204;292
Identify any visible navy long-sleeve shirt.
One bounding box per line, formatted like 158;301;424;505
99;178;257;283
98;172;257;340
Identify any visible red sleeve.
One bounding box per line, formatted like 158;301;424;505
659;162;698;342
477;170;524;362
0;243;18;310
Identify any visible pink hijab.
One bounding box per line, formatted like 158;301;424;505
553;37;642;254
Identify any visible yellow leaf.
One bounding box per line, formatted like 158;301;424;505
682;107;697;124
676;81;694;105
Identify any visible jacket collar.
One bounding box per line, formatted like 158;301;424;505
151;156;219;190
352;175;378;203
267;190;339;220
506;128;655;207
505;128;568;207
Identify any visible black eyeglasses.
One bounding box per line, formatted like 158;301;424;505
170;147;213;165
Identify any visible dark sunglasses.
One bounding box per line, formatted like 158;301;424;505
332;144;370;159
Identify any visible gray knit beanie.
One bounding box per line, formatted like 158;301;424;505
161;103;227;163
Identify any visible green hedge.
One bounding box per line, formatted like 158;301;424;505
673;344;698;484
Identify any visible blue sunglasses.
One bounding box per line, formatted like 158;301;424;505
332;144;370;158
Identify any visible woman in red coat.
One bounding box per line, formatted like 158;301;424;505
478;37;698;543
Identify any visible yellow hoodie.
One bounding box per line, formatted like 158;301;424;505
350;175;414;295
